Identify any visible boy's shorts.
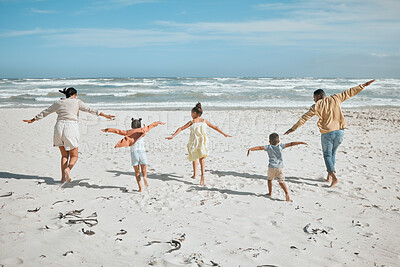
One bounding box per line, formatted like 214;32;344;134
131;150;147;166
267;167;285;183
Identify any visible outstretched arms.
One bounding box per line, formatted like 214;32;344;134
102;121;165;136
23;102;58;123
362;79;375;87
144;121;166;132
99;113;115;120
284;105;316;135
335;79;375;103
79;100;115;120
247;146;265;156
204;120;232;137
23;118;36;123
165;121;193;140
285;141;308;148
101;128;128;136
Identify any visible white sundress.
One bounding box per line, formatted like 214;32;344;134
187;121;209;161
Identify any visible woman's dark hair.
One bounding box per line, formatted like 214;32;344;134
191;102;203;116
131;118;142;129
59;87;77;98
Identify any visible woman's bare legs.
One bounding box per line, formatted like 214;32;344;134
64;147;79;182
192;159;198;179
199;157;205;186
59;146;69;183
133;165;143;192
140;164;148;187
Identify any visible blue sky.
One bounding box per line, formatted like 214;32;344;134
0;0;399;78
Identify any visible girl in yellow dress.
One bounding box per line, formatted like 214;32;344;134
166;103;231;185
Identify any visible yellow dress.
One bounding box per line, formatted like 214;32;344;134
187;121;209;161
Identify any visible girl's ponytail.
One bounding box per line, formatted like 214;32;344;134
131;118;142;129
59;87;77;98
191;102;203;116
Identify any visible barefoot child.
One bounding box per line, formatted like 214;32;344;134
247;133;307;201
102;119;165;192
166;103;231;186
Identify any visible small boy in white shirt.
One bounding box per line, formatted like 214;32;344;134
247;133;307;201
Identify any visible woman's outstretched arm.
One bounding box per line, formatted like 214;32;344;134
23;102;58;123
165;121;192;140
204;120;232;137
99;112;115;120
78;100;114;120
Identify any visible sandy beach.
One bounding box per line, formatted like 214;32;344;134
0;107;399;266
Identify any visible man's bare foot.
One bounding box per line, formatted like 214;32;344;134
267;193;272;197
326;173;332;183
285;194;291;202
143;178;149;187
200;175;205;186
64;167;71;182
330;177;338;187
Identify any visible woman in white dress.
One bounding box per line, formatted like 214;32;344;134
23;87;115;183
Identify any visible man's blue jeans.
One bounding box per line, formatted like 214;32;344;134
321;129;344;173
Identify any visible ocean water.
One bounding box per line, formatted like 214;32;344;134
0;77;399;109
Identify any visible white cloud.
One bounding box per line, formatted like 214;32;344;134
107;0;158;6
73;0;157;15
44;28;195;48
156;20;324;33
254;0;400;21
371;53;390;58
29;8;54;14
1;0;399;51
254;2;295;10
0;28;59;37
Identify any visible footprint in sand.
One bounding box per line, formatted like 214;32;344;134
0;257;24;265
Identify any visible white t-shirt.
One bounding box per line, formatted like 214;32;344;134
130;138;145;152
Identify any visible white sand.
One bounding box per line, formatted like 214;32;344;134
0;108;399;266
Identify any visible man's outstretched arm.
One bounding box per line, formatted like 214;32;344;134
284;106;316;135
335;79;375;103
285;142;308;148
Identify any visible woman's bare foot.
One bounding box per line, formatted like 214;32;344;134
200;175;205;186
64;167;71;182
285;194;291;202
191;174;197;179
143;177;149;187
138;183;143;192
